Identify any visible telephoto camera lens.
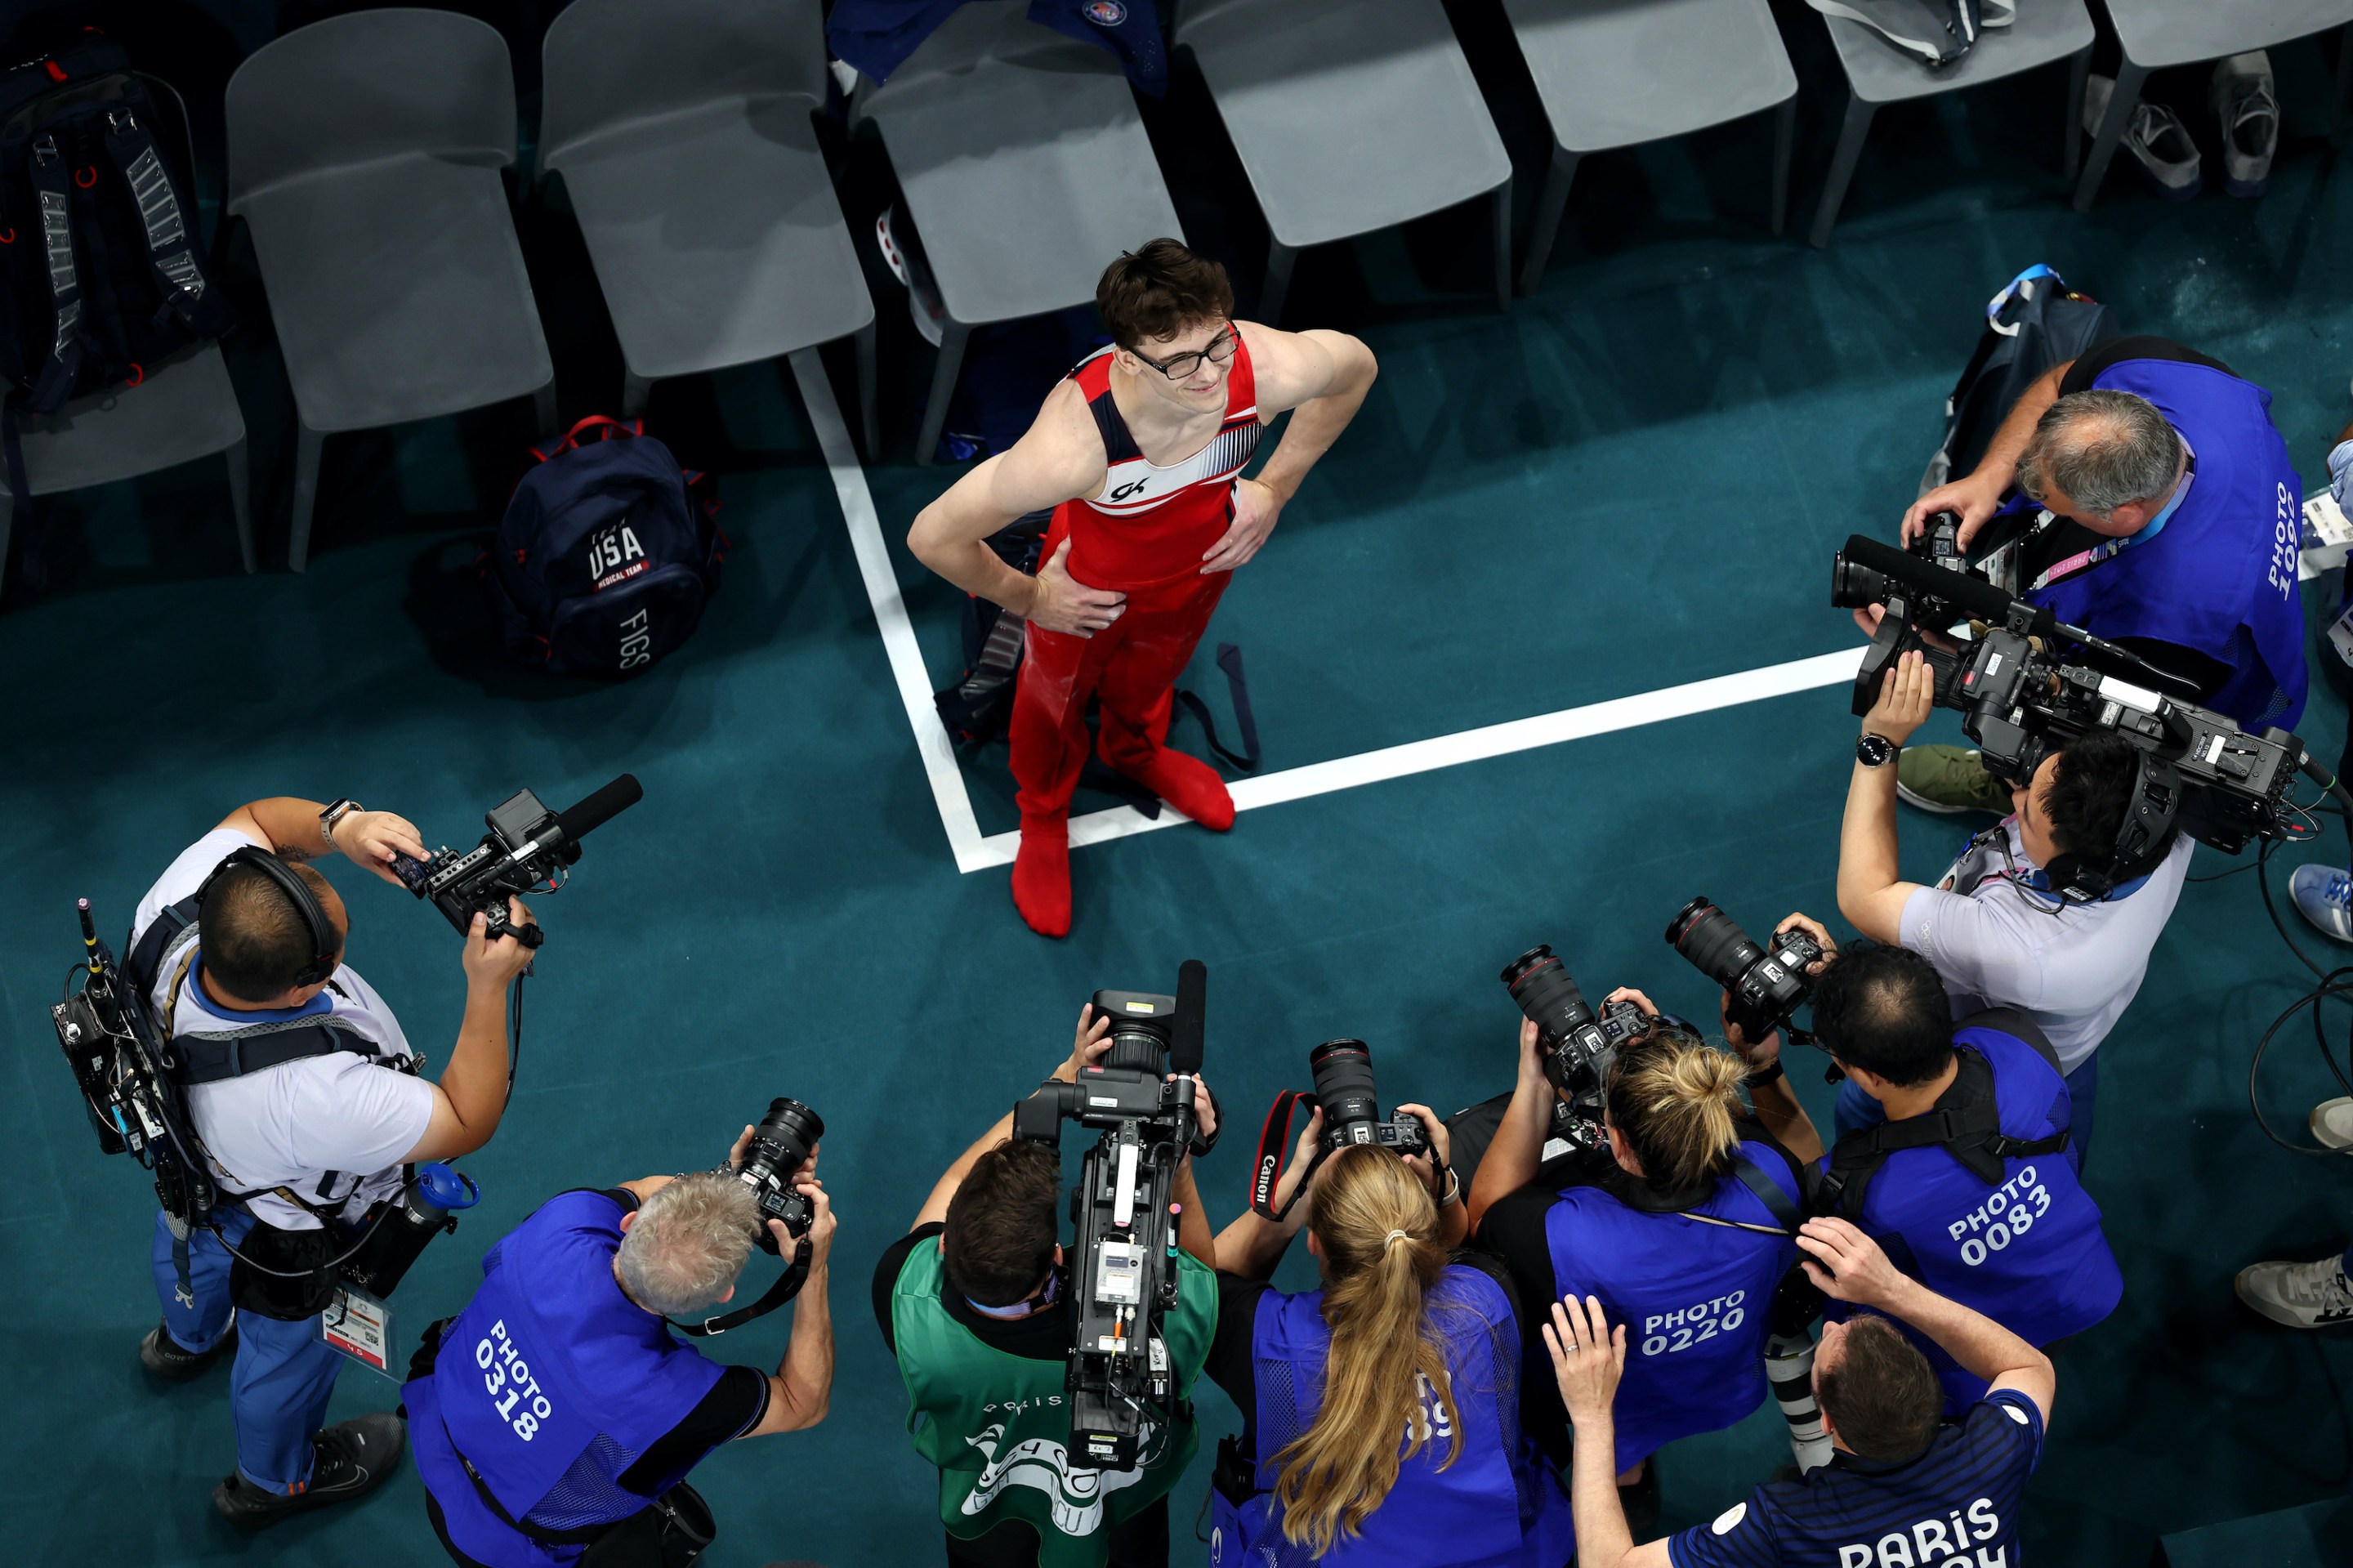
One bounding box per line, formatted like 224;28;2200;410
740;1097;824;1253
1828;552;1891;610
1665;900;1765;994
1500;945;1596;1052
1306;1039;1382;1144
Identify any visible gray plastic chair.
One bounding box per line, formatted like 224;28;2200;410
1504;0;1798;294
1175;0;1512;324
852;1;1185;466
1;75;251;596
225;8;555;571
1810;0;2095;247
540;0;877;452
2072;0;2353;211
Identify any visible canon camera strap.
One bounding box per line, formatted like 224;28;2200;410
1814;1049;2068;1220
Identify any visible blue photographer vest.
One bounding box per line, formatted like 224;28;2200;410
1209;1266;1574;1568
2026;355;2306;730
1833;1026;2123;1409
1544;1139;1802;1474
405;1191;730;1568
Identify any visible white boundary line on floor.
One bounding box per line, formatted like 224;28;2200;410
795;351;1864;877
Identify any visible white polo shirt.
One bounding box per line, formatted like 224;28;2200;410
1899;819;2193;1076
132;829;434;1231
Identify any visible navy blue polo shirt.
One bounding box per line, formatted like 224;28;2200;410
1668;1389;2043;1568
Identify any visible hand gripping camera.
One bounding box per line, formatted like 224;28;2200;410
391;775;645;946
673;1097;827;1338
1249;1038;1440;1221
1666;900;1822;1044
1014;963;1212;1472
1832;534;2315;884
1498;945;1650;1152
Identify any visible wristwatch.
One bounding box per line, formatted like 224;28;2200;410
1744;1057;1786;1088
319;798;364;848
1855;733;1898;769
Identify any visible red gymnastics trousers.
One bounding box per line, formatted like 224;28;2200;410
1003;338;1262;932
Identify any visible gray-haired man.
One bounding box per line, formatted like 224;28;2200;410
403;1130;837;1567
1885;334;2307;811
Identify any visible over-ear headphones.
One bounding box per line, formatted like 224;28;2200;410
196;847;340;989
2042;749;2182;900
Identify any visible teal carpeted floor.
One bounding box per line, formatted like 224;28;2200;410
9;7;2353;1566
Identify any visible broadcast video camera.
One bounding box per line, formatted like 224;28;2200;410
1499;945;1650;1151
672;1096;827;1338
1013;964;1211;1471
391;775;645;946
1666;900;1822;1044
1832;532;2315;888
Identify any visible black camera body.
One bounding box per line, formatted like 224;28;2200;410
1832;534;2303;861
1013;970;1208;1472
1667;900;1820;1043
391;775;644;947
736;1097;824;1254
1910;508;1967;572
1306;1039;1433;1156
1499;946;1649;1147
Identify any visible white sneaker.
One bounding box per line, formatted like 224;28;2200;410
2290;864;2353;943
2211;51;2279;198
2311;1097;2353;1150
2087;75;2201;201
2235;1253;2353;1329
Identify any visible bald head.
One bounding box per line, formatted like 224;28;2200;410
2016;388;2183;523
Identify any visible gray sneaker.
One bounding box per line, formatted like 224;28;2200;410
2236;1253;2353;1329
2086;75;2200;201
2211;51;2279;198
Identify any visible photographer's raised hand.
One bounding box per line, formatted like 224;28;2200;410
1902;471;2007;551
1061;1003;1115;1081
1863;650;1936;747
403;896;535;1164
1776;913;1838;974
1796;1217;1909;1308
334;809;428;887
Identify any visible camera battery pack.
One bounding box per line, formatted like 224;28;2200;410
1095;1240;1144;1306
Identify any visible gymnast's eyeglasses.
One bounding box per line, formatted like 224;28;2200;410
1129;323;1239;382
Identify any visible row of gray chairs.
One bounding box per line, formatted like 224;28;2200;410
10;0;874;581
13;0;2353;580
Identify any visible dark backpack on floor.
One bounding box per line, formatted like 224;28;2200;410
0;38;232;511
1925;263;2117;492
480;418;725;678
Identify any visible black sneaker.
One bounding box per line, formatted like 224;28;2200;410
212;1413;405;1530
141;1316;236;1382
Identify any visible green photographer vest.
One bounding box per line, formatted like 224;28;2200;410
889;1240;1216;1568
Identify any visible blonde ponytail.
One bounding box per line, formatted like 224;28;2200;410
1605;1028;1748;1193
1272;1146;1462;1555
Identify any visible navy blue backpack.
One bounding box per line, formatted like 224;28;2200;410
480;417;725;677
0;36;232;523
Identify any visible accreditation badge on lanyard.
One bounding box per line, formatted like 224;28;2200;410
323;1282;396;1378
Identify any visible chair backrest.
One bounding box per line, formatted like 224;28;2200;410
858;0;1113;114
541;0;829;168
225;7;516;212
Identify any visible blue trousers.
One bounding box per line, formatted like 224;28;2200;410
151;1208;341;1493
1832;1052;2099;1168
